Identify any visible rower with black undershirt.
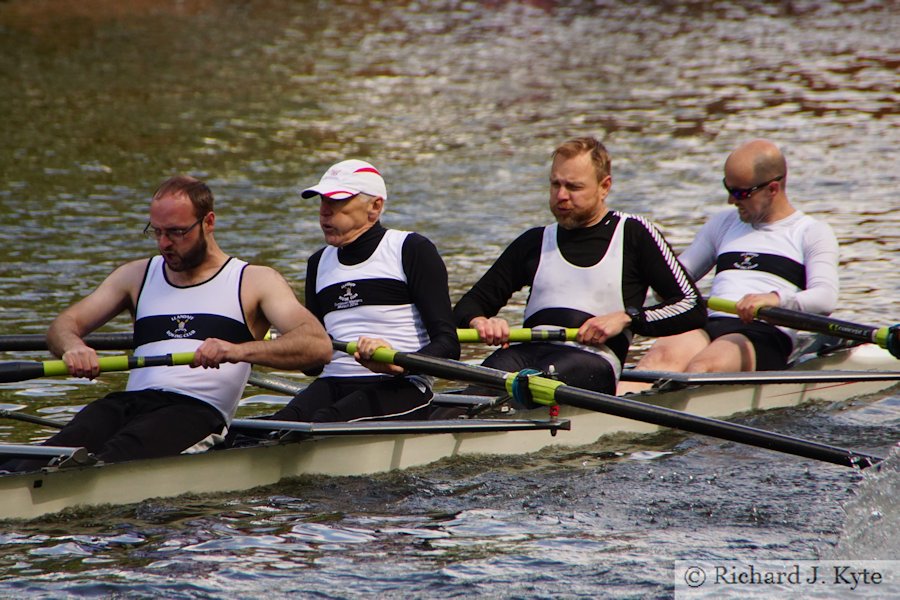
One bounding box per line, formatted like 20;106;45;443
618;139;840;393
272;160;460;423
454;136;706;400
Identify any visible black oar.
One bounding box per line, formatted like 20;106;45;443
0;332;134;352
708;297;899;358
334;340;883;469
0;352;196;384
0;409;67;429
620;369;900;385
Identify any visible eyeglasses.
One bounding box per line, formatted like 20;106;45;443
723;175;784;200
143;216;204;240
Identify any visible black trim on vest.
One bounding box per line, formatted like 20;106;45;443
715;251;806;289
524;307;594;330
317;278;412;317
133;258;154;319
134;313;254;347
522;307;629;366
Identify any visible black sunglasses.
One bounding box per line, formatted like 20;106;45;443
723;175;784;200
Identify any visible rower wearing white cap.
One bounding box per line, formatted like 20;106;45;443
272;160;460;423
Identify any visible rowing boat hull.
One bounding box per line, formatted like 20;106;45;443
1;343;896;521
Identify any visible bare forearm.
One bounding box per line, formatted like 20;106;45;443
46;313;91;358
231;328;332;370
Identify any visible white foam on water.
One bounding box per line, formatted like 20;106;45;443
828;445;900;559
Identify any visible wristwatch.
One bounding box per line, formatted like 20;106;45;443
624;306;641;325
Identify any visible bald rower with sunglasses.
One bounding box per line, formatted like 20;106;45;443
619;139;839;391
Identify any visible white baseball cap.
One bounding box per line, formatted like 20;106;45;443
301;159;387;201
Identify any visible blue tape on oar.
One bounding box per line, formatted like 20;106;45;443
510;368;543;406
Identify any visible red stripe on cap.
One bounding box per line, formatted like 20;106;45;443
324;190;357;199
354;167;381;176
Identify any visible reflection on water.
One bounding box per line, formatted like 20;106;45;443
1;0;899;597
2;1;897;313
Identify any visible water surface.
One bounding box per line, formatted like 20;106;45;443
1;0;898;597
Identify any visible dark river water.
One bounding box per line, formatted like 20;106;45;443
1;1;898;598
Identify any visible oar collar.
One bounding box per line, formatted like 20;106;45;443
888;325;900;359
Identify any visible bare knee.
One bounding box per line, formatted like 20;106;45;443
636;331;710;372
619;331;710;395
686;335;755;373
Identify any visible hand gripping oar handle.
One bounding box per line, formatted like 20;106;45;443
456;328;579;343
333;340;883;469
707;297;899;358
0;352;197;384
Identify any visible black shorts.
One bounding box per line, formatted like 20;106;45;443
0;389;224;472
481;342;617;408
706;317;793;371
43;389;225;463
271;376;433;423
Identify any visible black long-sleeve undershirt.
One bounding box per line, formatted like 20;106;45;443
453;212;706;358
305;222;460;367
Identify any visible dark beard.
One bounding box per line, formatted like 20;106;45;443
165;234;207;272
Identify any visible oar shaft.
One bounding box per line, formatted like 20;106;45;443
0;409;67;428
553;385;881;469
0;332;134;352
335;341;507;389
707;297;891;347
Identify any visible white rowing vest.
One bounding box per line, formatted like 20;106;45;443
315;229;430;379
523;221;626;375
127;256;254;422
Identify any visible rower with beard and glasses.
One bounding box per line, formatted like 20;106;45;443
618;139;840;393
3;175;332;471
453;136;706;401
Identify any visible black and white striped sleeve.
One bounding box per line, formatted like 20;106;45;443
621;215;707;338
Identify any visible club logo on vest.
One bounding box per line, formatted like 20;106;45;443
167;314;197;338
733;253;760;270
335;282;362;309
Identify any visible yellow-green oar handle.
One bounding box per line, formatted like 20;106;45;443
340;340;396;363
0;352;197;383
705;296;740;315
706;296;896;354
456;328;579;343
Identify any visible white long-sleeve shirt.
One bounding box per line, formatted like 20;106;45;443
679;209;839;316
